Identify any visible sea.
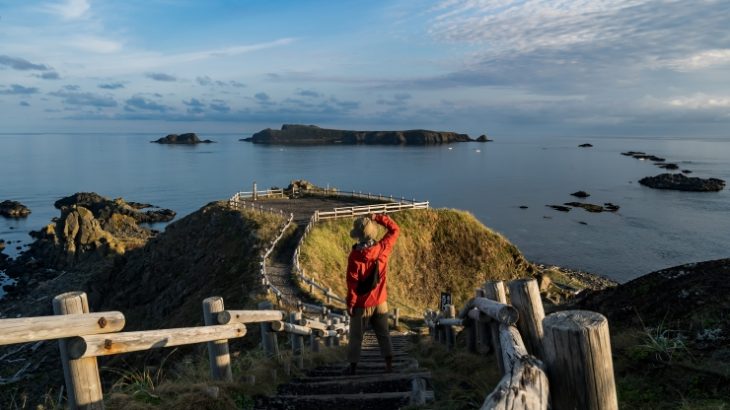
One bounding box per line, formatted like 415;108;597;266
1;132;729;297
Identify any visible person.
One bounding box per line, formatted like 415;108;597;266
345;212;400;375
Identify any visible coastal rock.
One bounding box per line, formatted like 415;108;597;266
571;191;590;198
603;203;620;212
519;205;528;209
546;205;571;212
15;193;173;272
682;170;692;174
657;163;679;170
476;135;493;142
54;192;176;224
152;133;214;144
0;200;31;218
639;174;725;192
564;202;605;213
578;143;593;148
245;124;472;145
621;152;665;162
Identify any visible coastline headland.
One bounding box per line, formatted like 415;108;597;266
242;124;473;145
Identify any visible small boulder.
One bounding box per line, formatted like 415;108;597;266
578;143;593;148
564;202;604;213
0;200;31;218
476;135;493;142
546;205;571;212
570;191;590;198
519;205;528;209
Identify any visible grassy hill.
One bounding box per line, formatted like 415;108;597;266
299;208;535;315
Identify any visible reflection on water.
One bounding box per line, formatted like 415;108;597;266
0;133;729;283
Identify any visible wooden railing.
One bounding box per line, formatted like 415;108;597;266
425;278;618;410
0;292;348;409
314;201;429;221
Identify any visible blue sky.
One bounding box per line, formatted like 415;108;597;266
1;0;729;136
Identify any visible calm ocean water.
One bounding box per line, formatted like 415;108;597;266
1;133;729;293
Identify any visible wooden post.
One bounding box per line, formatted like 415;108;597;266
445;304;456;351
473;289;491;354
310;333;321;353
393;308;400;328
465;289;481;354
258;301;279;358
543;310;618;410
324;319;333;347
484;280;506;374
508;278;545;359
325;287;332;304
202;297;232;382
290;312;304;369
53;291;103;410
331;318;341;346
253;181;257;200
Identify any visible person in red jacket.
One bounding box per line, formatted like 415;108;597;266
345;213;400;375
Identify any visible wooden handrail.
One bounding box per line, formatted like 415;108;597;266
0;311;125;346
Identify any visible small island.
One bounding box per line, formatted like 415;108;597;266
0;200;31;218
152;133;215;144
241;124;472;145
639;173;725;192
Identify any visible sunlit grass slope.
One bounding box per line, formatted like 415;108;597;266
299;209;535;315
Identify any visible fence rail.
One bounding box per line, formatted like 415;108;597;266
426;278;618;410
0;292;349;409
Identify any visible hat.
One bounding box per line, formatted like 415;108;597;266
350;217;378;241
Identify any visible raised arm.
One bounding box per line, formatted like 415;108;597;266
373;213;399;258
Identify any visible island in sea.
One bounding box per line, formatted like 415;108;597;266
241;124;473;145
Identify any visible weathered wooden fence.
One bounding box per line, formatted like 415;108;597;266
0;292;347;409
425;278;617;410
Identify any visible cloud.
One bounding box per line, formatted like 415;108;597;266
145;72;177;82
69;36;123;53
63;84;80;91
377;93;412;106
666;93;730;109
197;76;246;88
36;71;61;80
183;98;205;114
0;84;40;95
254;92;270;102
44;0;91;20
659;49;730;71
49;89;118;107
98;82;125;90
209;100;231;113
125;96;170;112
19;101;31;107
0;55;50;71
297;89;321;98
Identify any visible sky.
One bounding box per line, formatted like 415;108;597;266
1;0;729;136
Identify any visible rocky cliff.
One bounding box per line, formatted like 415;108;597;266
243;124;472;145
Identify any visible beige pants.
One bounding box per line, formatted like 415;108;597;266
347;302;393;363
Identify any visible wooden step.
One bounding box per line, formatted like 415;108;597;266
292;371;431;384
280;372;431;395
264;390;434;410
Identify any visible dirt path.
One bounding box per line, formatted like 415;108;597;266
258;196;376;309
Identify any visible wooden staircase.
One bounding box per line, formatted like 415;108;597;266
263;331;434;410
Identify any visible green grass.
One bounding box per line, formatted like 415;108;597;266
299;209;535;315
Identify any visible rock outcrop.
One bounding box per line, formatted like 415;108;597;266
152;133;214;144
639;174;725;192
0;200;31;218
476;134;493;142
578;143;593;148
571;191;590;198
243;124;472;145
16;193;175;271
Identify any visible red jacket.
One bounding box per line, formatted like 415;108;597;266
346;214;400;309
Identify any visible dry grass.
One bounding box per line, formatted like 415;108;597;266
299;209;535;316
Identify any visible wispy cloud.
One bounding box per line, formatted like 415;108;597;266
0;55;50;71
98;82;125;89
44;0;91;20
0;84;40;95
49;89;118;107
36;71;61;80
145;72;177;82
125;95;170;112
69;36;123;53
